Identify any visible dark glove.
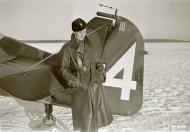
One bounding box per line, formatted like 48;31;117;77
96;63;106;82
96;63;105;72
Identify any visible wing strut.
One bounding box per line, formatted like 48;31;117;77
23;54;54;72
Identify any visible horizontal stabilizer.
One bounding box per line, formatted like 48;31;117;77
0;57;54;100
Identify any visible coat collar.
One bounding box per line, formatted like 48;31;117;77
70;33;88;50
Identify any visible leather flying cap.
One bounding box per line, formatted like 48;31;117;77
72;18;87;32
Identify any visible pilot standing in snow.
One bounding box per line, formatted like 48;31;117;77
59;18;113;132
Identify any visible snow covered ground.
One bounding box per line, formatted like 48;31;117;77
0;42;190;132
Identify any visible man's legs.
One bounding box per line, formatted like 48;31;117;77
42;104;56;126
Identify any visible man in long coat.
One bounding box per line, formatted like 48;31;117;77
59;18;113;132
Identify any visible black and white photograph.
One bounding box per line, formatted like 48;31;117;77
0;0;190;131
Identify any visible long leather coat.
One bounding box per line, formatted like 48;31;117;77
59;34;113;132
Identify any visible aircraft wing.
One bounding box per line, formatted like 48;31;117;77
0;36;63;101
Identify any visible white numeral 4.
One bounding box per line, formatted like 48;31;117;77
103;42;137;100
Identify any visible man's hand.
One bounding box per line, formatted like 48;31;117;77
96;63;106;82
96;63;105;72
0;33;5;39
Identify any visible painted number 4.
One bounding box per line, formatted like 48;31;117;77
103;43;137;100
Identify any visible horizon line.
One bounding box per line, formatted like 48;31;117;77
19;39;190;43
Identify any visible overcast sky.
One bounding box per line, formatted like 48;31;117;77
0;0;190;40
